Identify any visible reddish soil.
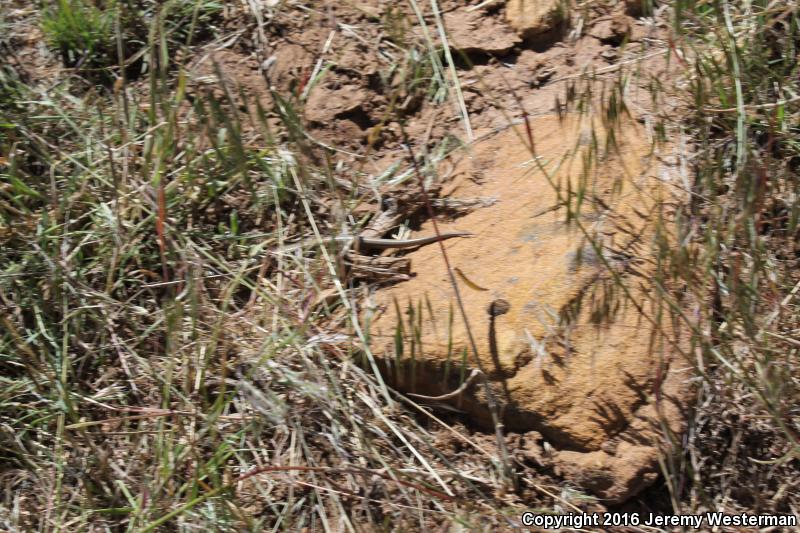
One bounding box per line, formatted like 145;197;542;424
178;1;675;164
179;0;681;507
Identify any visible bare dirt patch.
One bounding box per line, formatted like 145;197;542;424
182;0;671;158
366;114;688;503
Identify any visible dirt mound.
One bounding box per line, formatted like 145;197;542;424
179;0;683;505
365;114;688;503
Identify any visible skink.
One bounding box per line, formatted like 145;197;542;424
357;231;473;250
275;231;473;253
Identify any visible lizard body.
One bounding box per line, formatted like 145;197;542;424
274;232;473;253
358;232;473;250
